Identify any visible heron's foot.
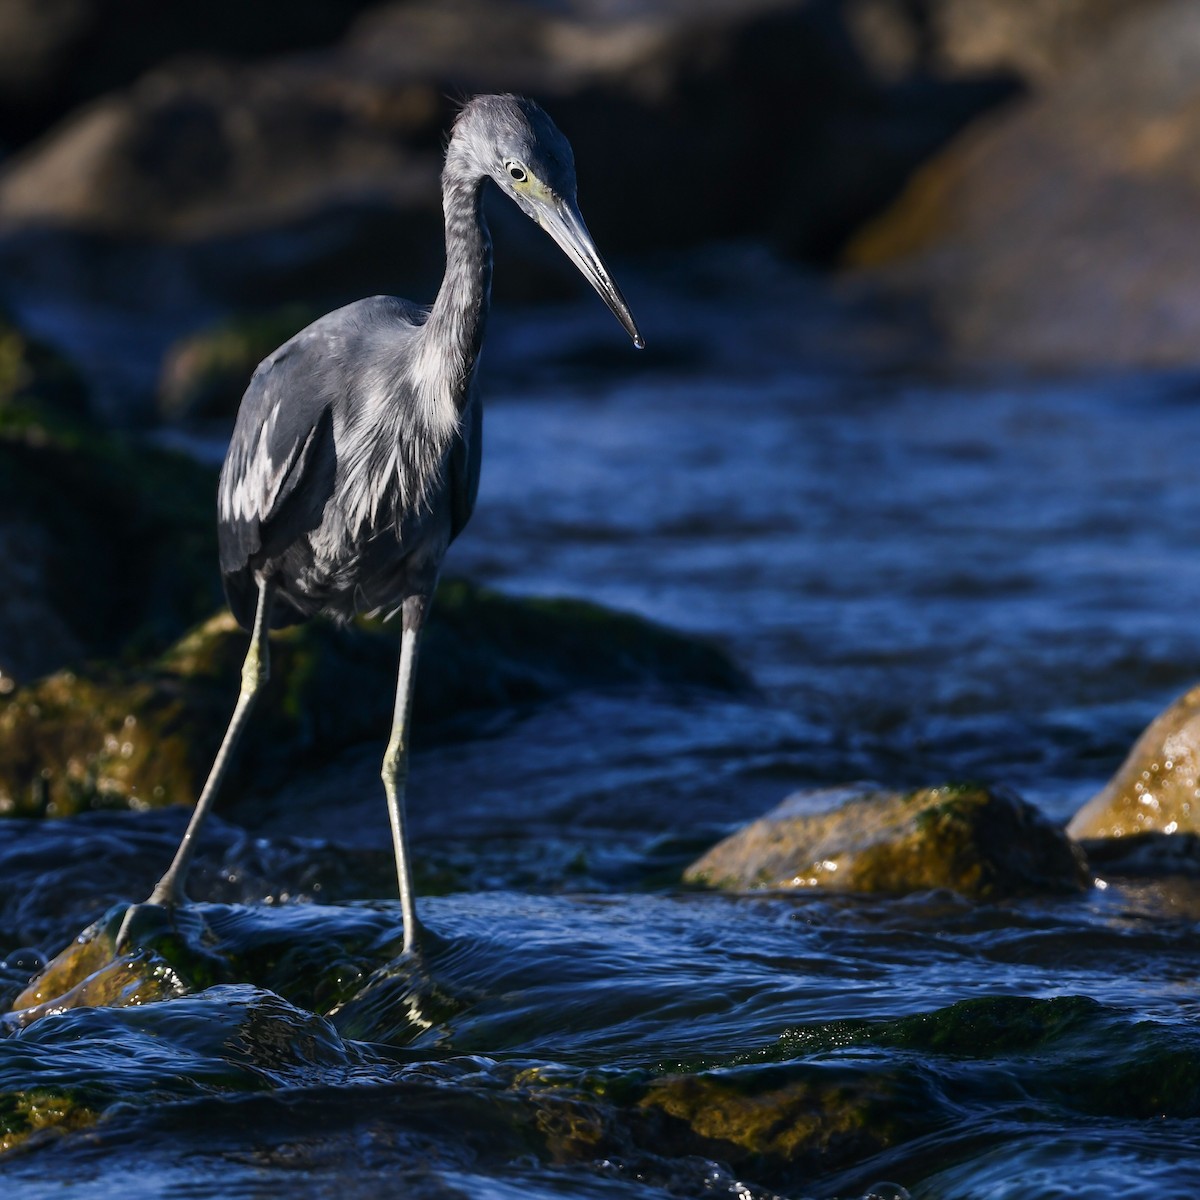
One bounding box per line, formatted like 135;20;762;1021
327;926;465;1043
401;913;444;967
114;898;179;955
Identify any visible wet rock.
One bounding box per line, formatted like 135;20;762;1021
515;1058;938;1188
684;782;1088;900
847;0;1200;369
0;582;747;820
1068;684;1200;840
9;904;385;1023
1080;832;1200;877
635;1066;927;1180
0;1088;98;1154
8;900;407;1020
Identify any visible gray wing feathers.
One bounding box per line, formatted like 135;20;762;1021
217;341;337;578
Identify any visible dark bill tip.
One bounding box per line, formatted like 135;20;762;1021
538;196;645;351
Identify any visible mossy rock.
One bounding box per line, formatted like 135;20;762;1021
0;585;746;818
10;901;406;1024
421;579;749;710
635;1068;919;1179
685;782;1088;900
0;1088;98;1154
511;1059;935;1187
157;305;320;422
1068;683;1200;840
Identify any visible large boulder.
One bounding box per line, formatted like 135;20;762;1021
846;0;1200;369
0;582;747;820
1068;684;1200;840
685;782;1088;899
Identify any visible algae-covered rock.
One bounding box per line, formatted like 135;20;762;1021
421;579;749;709
0;1089;98;1154
11;905;216;1020
10;900;406;1025
0;586;745;818
508;1055;937;1189
636;1067;921;1180
1068;684;1200;840
685;783;1088;900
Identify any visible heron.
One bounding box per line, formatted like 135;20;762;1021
129;94;643;958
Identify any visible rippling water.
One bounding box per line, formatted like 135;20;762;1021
2;275;1200;1198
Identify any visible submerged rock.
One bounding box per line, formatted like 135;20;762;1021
0;582;746;820
8;900;405;1024
1068;684;1200;841
514;1057;938;1190
685;783;1088;900
635;1066;927;1181
0;1088;98;1154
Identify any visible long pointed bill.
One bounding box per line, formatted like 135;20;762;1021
537;196;644;349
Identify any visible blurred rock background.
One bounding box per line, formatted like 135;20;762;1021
0;0;1195;423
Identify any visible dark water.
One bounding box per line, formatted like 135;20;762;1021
3;270;1200;1197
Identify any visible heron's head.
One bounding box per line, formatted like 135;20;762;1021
453;94;644;349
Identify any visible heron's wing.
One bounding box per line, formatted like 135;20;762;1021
447;385;483;543
217;334;338;578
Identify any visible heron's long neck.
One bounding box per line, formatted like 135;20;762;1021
417;153;492;429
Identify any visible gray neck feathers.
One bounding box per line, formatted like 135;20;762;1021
409;140;493;432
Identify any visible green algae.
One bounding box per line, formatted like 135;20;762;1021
0;1089;98;1154
507;1058;936;1185
11;902;414;1030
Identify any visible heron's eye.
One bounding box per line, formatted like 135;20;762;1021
506;162;528;183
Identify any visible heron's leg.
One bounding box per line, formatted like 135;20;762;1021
383;595;428;958
146;578;275;907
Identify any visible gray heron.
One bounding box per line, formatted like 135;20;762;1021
131;94;643;958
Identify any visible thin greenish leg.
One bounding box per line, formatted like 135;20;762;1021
382;595;427;957
147;577;275;907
